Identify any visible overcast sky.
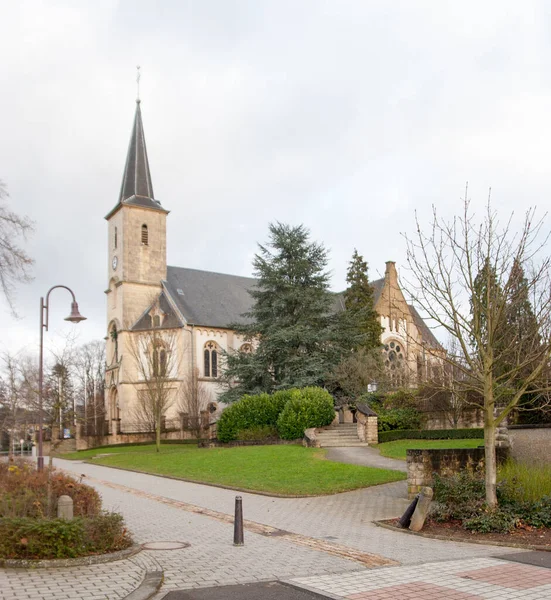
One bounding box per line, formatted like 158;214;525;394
1;0;551;358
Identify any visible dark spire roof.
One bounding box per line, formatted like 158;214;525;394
107;100;166;217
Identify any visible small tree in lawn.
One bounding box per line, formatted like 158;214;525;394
127;324;180;452
220;223;337;402
405;195;551;507
178;368;212;438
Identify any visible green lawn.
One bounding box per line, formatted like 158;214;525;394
378;438;483;460
63;444;405;495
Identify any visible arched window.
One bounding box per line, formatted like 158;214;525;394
240;343;252;354
110;323;119;361
114;227;118;249
204;341;218;378
153;315;161;328
141;224;148;245
152;345;167;377
383;340;406;387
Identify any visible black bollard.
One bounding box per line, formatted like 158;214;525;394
398;495;419;529
233;496;244;546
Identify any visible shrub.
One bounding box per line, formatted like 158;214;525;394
0;512;132;560
463;510;517;534
432;470;486;521
383;389;419;410
277;387;335;440
236;426;279;441
217;392;290;442
378;428;484;443
430;465;551;533
377;408;423;432
0;462;101;519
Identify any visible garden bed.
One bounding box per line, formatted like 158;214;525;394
380;518;551;550
0;461;132;560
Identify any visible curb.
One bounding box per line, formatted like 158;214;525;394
0;544;141;569
280;579;345;600
373;520;551;552
124;570;164;600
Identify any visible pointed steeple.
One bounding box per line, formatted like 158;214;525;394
105;100;168;220
119;100;155;202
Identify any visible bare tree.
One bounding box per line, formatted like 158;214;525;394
127;324;181;452
405;194;551;506
0;180;34;314
178;368;212;439
0;352;24;456
73;341;106;437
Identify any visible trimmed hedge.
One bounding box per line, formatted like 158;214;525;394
277;387;335;440
378;428;484;444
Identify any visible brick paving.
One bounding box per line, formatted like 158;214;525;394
291;558;551;599
0;458;544;599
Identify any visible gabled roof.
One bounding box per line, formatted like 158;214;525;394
105;101;167;219
164;267;257;328
409;304;443;350
132;291;183;331
164;268;389;330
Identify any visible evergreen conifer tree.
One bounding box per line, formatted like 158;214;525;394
220;223;338;402
342;249;382;350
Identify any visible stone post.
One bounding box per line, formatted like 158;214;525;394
409;486;433;532
366;416;378;445
57;495;74;520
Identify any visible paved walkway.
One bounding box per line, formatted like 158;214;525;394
0;456;542;600
325;447;407;471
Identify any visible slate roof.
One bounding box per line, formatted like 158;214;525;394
163;269;400;334
164;267;258;328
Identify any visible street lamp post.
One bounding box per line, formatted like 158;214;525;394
37;285;86;471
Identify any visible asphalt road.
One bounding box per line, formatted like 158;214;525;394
163;581;329;600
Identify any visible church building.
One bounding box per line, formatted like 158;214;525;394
104;101;442;435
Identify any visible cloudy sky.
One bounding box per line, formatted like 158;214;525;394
1;0;551;357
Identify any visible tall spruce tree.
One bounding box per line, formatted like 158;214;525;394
220;223;337;402
342;249;382;350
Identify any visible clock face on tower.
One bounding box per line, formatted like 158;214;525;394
112;255;118;271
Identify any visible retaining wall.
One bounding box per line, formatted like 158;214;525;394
406;447;509;499
508;424;551;466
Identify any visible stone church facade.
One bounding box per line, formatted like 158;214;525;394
104;101;442;435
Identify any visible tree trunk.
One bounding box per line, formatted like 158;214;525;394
484;402;498;507
155;413;161;453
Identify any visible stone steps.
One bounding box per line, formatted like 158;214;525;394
316;424;367;448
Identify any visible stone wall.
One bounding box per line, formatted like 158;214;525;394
75;427;208;451
406;447;508;499
422;408;484;430
508;424;551;466
356;412;378;444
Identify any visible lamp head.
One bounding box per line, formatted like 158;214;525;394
64;301;87;324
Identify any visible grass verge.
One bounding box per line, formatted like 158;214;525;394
63;444;405;495
498;460;551;503
377;438;483;460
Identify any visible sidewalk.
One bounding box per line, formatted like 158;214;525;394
0;457;539;600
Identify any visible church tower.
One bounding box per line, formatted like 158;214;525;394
104;100;169;423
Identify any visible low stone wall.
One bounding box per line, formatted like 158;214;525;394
421;409;484;430
303;428;319;448
406;447;508;499
76;428;204;451
508;424;551;466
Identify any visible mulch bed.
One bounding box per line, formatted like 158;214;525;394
383;518;551;549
